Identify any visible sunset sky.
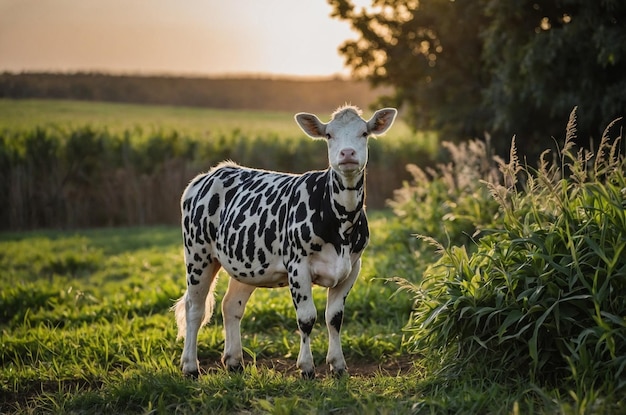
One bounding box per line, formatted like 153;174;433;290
0;0;367;78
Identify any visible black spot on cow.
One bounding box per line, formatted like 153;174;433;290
224;187;237;205
246;223;257;259
295;202;307;222
330;311;343;332
193;205;205;227
301;223;311;242
264;222;277;251
257;248;266;265
298;318;316;336
208;193;220;216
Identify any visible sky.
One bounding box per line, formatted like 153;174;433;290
0;0;367;78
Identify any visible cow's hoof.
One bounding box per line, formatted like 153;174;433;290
184;370;199;379
226;363;244;373
301;370;316;380
331;368;349;379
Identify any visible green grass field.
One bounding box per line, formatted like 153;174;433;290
2;100;623;414
0;215;423;414
0;98;421;145
2;215;609;414
0;99;298;138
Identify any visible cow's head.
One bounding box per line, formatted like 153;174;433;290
295;106;397;178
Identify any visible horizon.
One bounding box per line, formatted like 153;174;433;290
0;69;355;82
0;0;370;79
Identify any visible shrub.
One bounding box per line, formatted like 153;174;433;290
386;138;502;278
400;109;626;397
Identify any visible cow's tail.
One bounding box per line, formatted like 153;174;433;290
172;276;218;340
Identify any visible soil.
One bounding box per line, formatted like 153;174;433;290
199;355;417;378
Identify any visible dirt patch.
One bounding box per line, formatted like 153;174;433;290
200;355;417;378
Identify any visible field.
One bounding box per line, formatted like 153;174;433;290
0;99;356;139
0;217;421;414
2;101;625;413
0;99;436;230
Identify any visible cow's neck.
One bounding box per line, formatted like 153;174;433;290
328;168;365;223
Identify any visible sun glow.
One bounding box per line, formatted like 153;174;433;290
0;0;361;78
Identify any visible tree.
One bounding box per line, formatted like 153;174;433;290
330;0;491;141
330;0;626;160
483;0;626;156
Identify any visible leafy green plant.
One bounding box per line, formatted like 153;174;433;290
401;109;626;409
387;137;502;278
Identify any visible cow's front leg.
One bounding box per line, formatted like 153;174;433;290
290;265;317;379
325;258;360;377
222;278;256;372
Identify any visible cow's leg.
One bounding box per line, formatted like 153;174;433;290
221;278;256;371
290;265;317;379
325;258;360;377
176;260;221;378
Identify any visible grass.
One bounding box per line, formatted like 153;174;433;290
0;98;424;148
0;98;297;138
0;214;424;414
2;212;607;414
4;101;621;413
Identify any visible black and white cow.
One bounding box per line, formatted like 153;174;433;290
174;105;397;379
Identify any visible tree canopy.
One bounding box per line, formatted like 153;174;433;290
330;0;626;159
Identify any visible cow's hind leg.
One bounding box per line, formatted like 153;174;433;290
221;278;256;371
325;258;360;377
174;259;221;378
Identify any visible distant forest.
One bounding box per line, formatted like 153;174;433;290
0;72;387;113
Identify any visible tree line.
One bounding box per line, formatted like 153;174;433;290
0;72;386;114
329;0;626;160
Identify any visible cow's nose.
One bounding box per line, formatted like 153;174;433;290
340;148;356;158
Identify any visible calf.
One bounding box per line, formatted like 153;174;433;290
174;105;397;378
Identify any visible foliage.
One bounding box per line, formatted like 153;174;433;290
0;100;436;229
329;0;626;159
329;0;489;140
387;138;502;274
482;0;626;156
400;110;626;411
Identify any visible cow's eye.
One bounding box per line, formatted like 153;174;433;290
362;132;368;138
326;133;332;139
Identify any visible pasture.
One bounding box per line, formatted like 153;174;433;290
0;219;419;414
1;101;625;413
0;99;435;230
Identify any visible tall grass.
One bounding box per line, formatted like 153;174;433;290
397;109;625;412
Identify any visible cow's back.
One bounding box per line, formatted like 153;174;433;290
182;162;323;286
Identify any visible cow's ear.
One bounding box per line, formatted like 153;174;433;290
367;108;397;136
295;113;327;139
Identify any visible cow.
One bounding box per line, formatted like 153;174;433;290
173;105;397;379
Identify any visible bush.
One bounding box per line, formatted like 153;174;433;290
387;138;503;277
400;109;626;398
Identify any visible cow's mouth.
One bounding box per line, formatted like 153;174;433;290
338;161;361;172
